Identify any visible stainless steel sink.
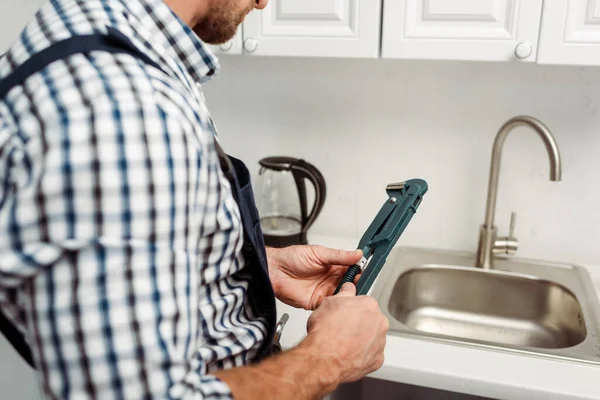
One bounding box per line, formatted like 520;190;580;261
389;265;585;349
369;116;600;364
372;247;600;365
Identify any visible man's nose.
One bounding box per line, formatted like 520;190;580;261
255;0;268;10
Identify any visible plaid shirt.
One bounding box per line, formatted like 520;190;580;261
0;0;268;398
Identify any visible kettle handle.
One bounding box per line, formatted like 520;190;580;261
291;160;327;235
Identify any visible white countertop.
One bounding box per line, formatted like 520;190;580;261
277;234;600;400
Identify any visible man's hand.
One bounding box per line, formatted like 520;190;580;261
304;282;389;383
215;282;389;399
267;245;363;310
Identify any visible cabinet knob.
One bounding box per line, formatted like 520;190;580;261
219;41;233;52
244;38;258;53
514;42;532;59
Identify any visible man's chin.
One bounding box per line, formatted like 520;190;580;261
193;27;237;45
202;37;231;45
193;11;247;46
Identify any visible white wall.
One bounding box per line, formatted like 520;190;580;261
204;56;600;268
0;0;44;53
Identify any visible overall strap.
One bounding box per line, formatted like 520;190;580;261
0;27;162;369
0;27;162;99
0;309;33;367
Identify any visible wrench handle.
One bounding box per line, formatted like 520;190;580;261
333;264;362;295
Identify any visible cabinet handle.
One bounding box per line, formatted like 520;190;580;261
219;41;234;52
244;38;258;53
514;42;533;60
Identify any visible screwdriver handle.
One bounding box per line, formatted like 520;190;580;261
333;264;362;295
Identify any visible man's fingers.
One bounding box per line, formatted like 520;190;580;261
313;246;363;266
335;282;356;297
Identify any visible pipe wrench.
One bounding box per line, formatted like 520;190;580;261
334;179;428;296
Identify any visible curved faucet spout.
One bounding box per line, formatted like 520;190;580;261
477;115;562;269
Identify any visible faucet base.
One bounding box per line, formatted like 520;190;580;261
476;225;496;269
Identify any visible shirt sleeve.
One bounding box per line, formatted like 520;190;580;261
0;54;237;399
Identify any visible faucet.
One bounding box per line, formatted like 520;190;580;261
476;116;562;269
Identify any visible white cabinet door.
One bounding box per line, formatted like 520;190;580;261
538;0;600;66
209;27;243;56
382;0;544;62
242;0;382;58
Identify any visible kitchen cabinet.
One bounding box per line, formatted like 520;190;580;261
381;0;544;62
240;0;382;58
232;0;600;66
537;0;600;66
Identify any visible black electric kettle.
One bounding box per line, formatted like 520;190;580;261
255;157;326;248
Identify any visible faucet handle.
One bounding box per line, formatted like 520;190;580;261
493;212;519;256
508;212;517;238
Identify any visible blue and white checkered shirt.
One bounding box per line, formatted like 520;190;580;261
0;0;268;398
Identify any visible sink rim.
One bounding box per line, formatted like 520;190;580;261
400;263;572;286
371;246;600;366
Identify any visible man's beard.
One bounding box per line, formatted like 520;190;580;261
193;1;253;45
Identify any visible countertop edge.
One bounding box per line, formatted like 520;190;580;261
370;335;600;400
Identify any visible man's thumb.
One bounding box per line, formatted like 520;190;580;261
336;282;356;297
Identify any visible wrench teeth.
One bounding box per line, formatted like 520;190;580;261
386;182;406;190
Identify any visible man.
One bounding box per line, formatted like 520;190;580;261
0;0;389;398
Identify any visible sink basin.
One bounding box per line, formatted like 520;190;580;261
372;247;600;365
389;267;586;349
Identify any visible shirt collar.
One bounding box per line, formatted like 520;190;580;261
121;0;221;84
